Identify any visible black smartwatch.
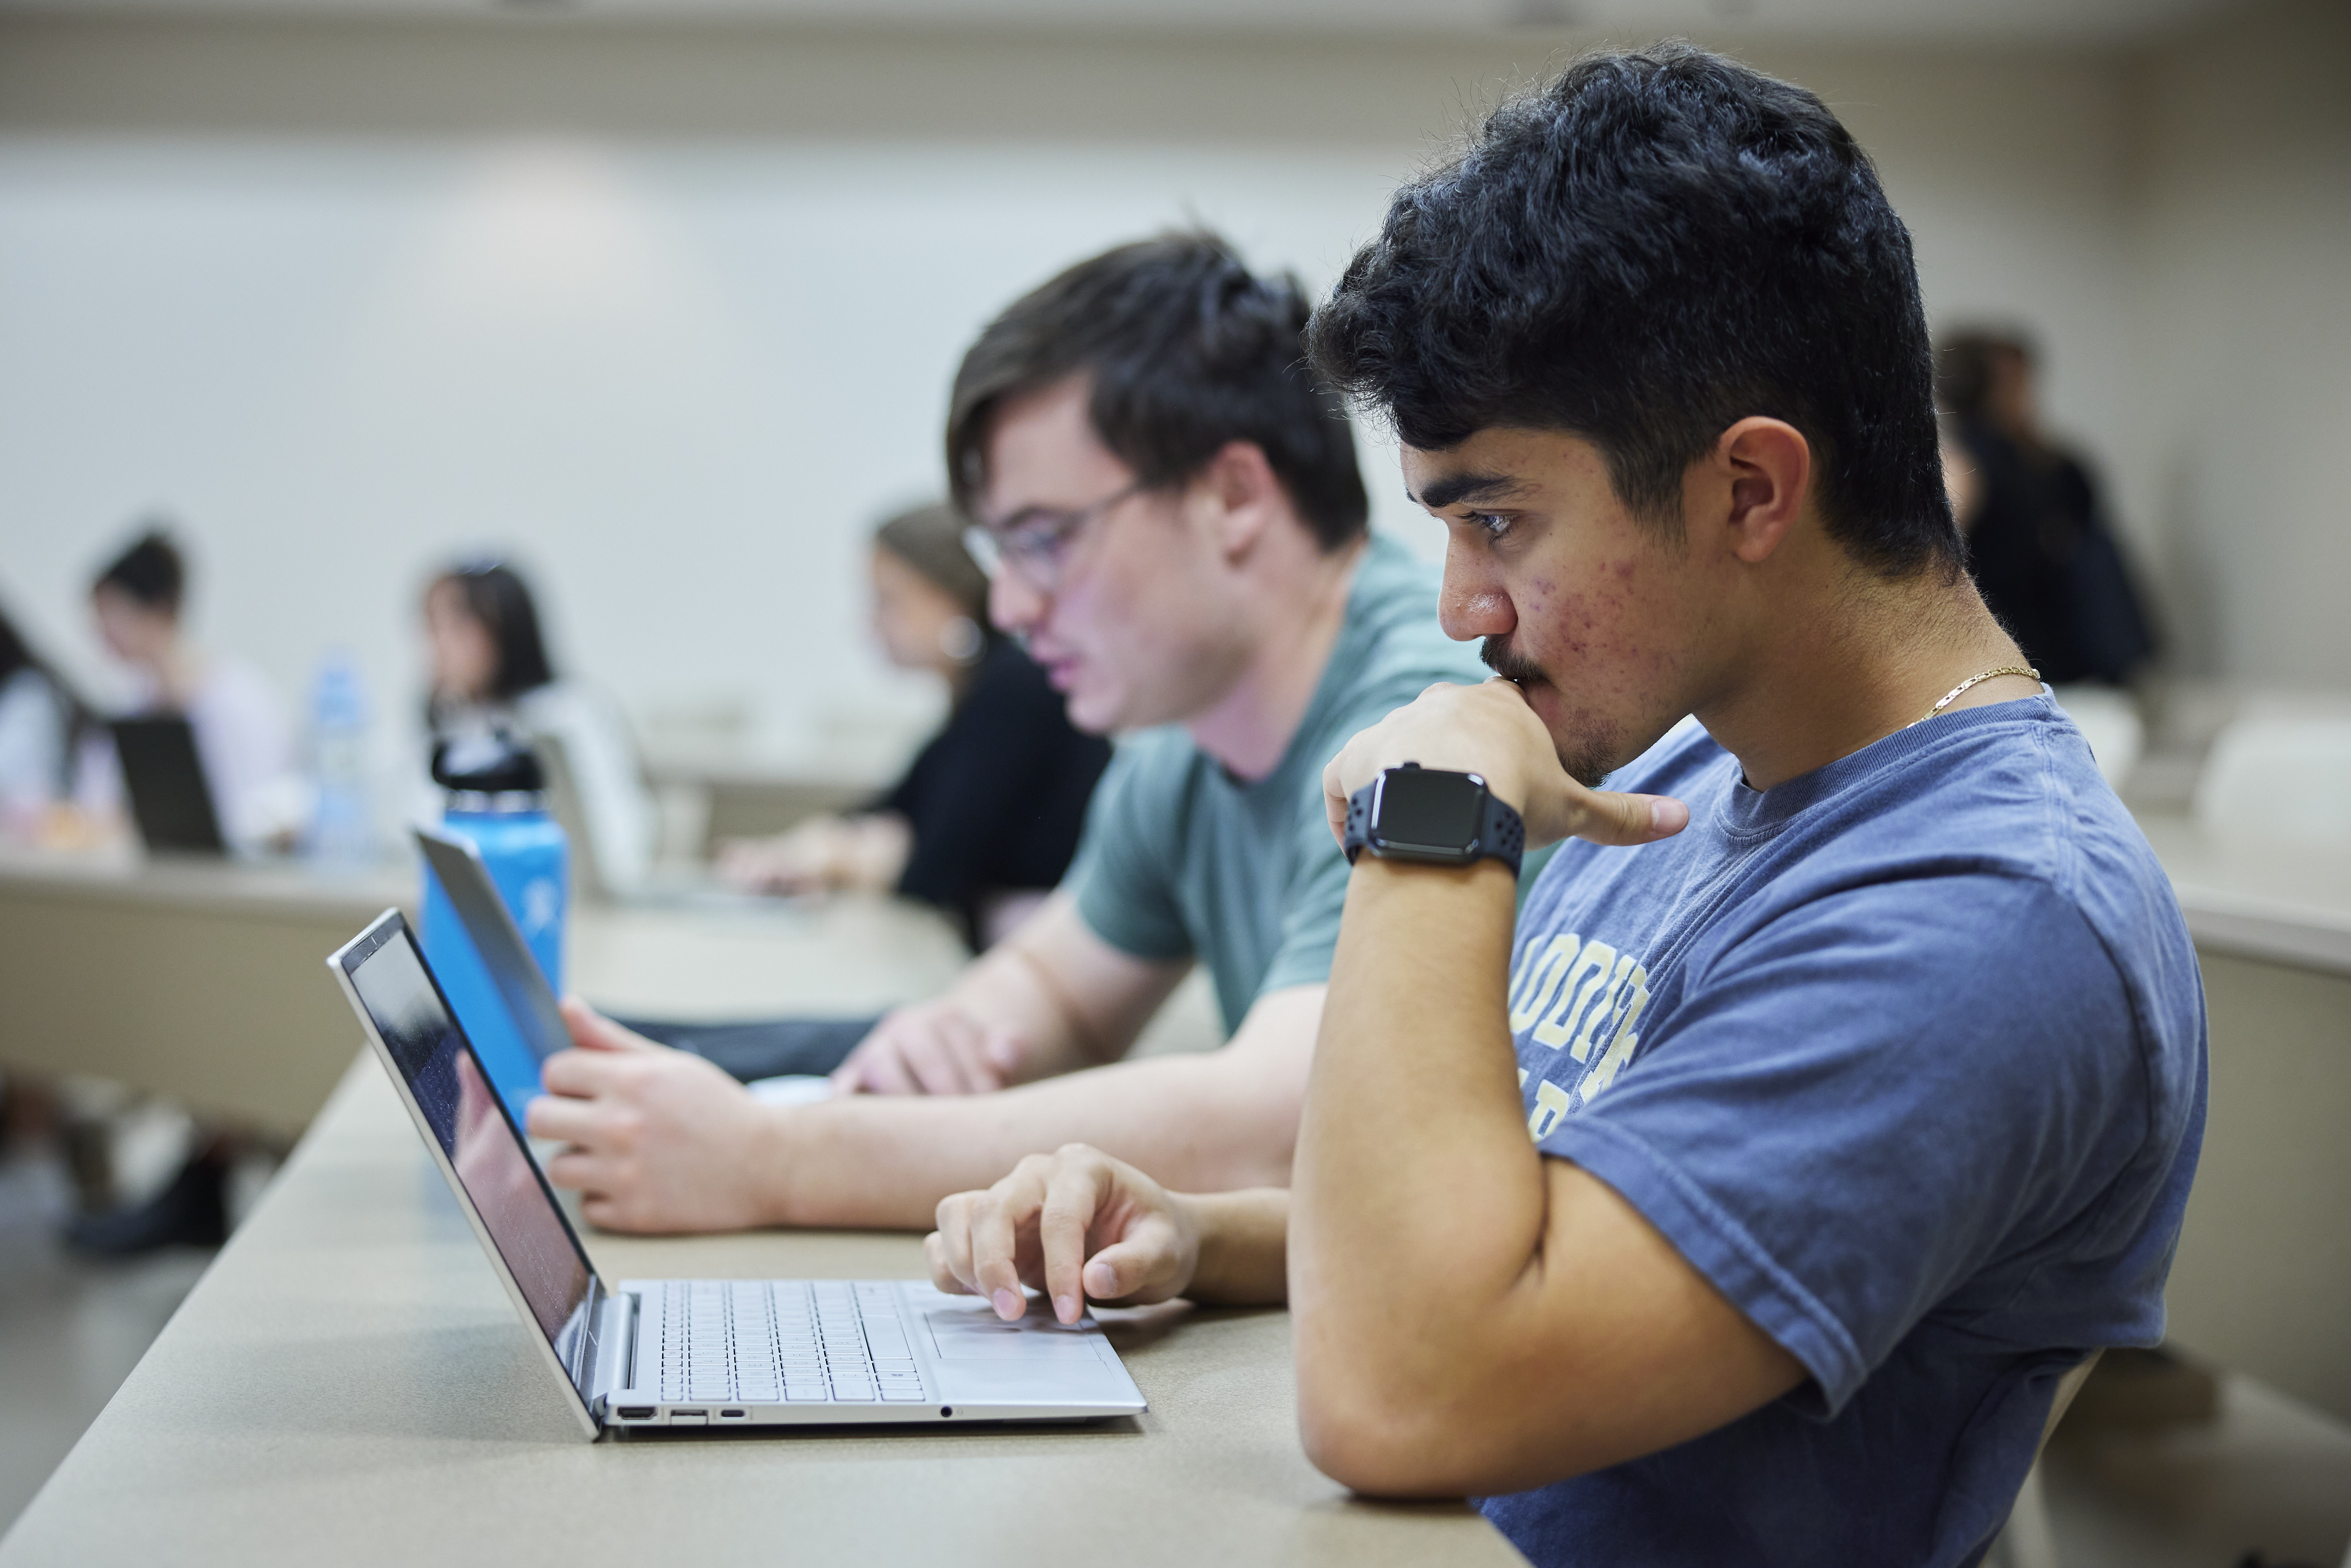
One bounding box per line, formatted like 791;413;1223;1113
1343;763;1525;878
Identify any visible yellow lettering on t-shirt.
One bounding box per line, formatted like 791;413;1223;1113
1580;971;1650;1103
1534;941;1616;1051
1509;934;1581;1035
1568;952;1640;1064
1526;1079;1574;1141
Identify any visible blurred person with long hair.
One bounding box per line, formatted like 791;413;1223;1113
719;502;1112;950
0;600;98;841
422;558;656;894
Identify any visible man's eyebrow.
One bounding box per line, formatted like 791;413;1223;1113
1410;471;1529;511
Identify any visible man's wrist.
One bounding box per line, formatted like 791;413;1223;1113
1344;765;1526;878
1174;1188;1288;1306
1347;850;1519;894
749;1100;816;1228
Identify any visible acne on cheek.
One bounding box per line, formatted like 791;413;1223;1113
1529;563;1646;667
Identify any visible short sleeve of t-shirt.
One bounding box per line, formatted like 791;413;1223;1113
1253;796;1359;997
1065;731;1197;965
1539;872;2151;1415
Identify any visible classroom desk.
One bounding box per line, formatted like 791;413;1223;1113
2129;815;2351;1424
0;845;412;1137
0;846;972;1138
0;1032;1513;1565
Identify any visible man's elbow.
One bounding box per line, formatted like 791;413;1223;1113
1295;1356;1487;1498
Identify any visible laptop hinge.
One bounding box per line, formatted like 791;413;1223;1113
572;1276;606;1414
584;1287;637;1417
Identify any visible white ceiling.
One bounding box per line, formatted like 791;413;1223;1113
0;0;2249;44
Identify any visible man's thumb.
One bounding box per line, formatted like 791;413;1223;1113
1575;791;1688;847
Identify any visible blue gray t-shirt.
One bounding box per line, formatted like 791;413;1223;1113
1489;697;2206;1567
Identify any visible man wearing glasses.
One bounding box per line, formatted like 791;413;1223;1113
526;232;1504;1231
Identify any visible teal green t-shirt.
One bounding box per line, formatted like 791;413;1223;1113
1068;533;1493;1036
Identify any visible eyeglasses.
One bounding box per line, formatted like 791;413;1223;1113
962;480;1145;594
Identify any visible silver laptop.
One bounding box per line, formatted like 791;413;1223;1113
326;909;1149;1437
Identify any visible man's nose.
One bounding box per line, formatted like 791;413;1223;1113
1438;555;1515;642
989;569;1045;636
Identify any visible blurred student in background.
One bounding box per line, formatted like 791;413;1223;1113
1938;331;2156;686
422;558;657;894
87;528;305;851
0;602;95;841
62;529;300;1250
719;502;1113;949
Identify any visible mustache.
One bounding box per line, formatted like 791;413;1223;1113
1480;635;1549;688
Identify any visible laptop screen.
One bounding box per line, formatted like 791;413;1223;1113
414;827;574;1066
343;920;596;1391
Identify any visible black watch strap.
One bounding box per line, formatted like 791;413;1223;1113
1343;770;1526;878
1478;789;1527;877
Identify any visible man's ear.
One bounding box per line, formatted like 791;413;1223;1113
1704;417;1811;565
1192;440;1283;562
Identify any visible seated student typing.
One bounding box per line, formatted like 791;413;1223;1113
526;233;1500;1230
923;46;2207;1568
718;501;1112;953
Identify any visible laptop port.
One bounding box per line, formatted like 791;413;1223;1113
617;1407;654;1420
671;1409;706;1417
719;1409;747;1419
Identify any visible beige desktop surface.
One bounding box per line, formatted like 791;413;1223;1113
0;843;968;1136
0;1059;1519;1568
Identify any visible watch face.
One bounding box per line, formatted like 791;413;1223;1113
1373;768;1483;855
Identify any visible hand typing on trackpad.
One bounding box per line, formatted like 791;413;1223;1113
926;1307;1102;1361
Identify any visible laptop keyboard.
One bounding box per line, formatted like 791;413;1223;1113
657;1280;926;1404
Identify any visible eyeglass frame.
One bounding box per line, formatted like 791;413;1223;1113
961;479;1148;593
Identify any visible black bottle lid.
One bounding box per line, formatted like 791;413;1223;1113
431;730;546;797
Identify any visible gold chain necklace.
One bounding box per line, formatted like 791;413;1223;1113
1911;665;2040;727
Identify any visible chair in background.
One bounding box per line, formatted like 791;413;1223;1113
2050;686;2145;793
2194;714;2351;846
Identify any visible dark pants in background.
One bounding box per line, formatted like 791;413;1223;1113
611;1016;879;1082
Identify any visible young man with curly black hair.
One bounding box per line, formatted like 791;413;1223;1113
924;45;2206;1567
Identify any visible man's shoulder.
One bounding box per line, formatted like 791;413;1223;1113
1536;701;2197;1004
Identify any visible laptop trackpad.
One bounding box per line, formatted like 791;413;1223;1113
926;1307;1104;1361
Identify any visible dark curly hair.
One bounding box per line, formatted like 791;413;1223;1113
1308;43;1959;579
948;231;1368;552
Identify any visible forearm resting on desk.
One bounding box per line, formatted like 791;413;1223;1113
834;895;1187;1094
776;987;1321;1228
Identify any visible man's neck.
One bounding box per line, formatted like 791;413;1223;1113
1696;557;2032;792
1185;536;1368;781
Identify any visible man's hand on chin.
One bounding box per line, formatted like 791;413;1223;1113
1322;678;1688;852
525;998;785;1234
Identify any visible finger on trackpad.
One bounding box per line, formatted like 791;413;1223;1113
925;1309;1102;1360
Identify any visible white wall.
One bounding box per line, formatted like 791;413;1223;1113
0;129;1425;763
0;16;2243;771
2122;0;2351;687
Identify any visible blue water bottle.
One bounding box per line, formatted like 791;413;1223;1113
419;730;569;1124
306;650;375;867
